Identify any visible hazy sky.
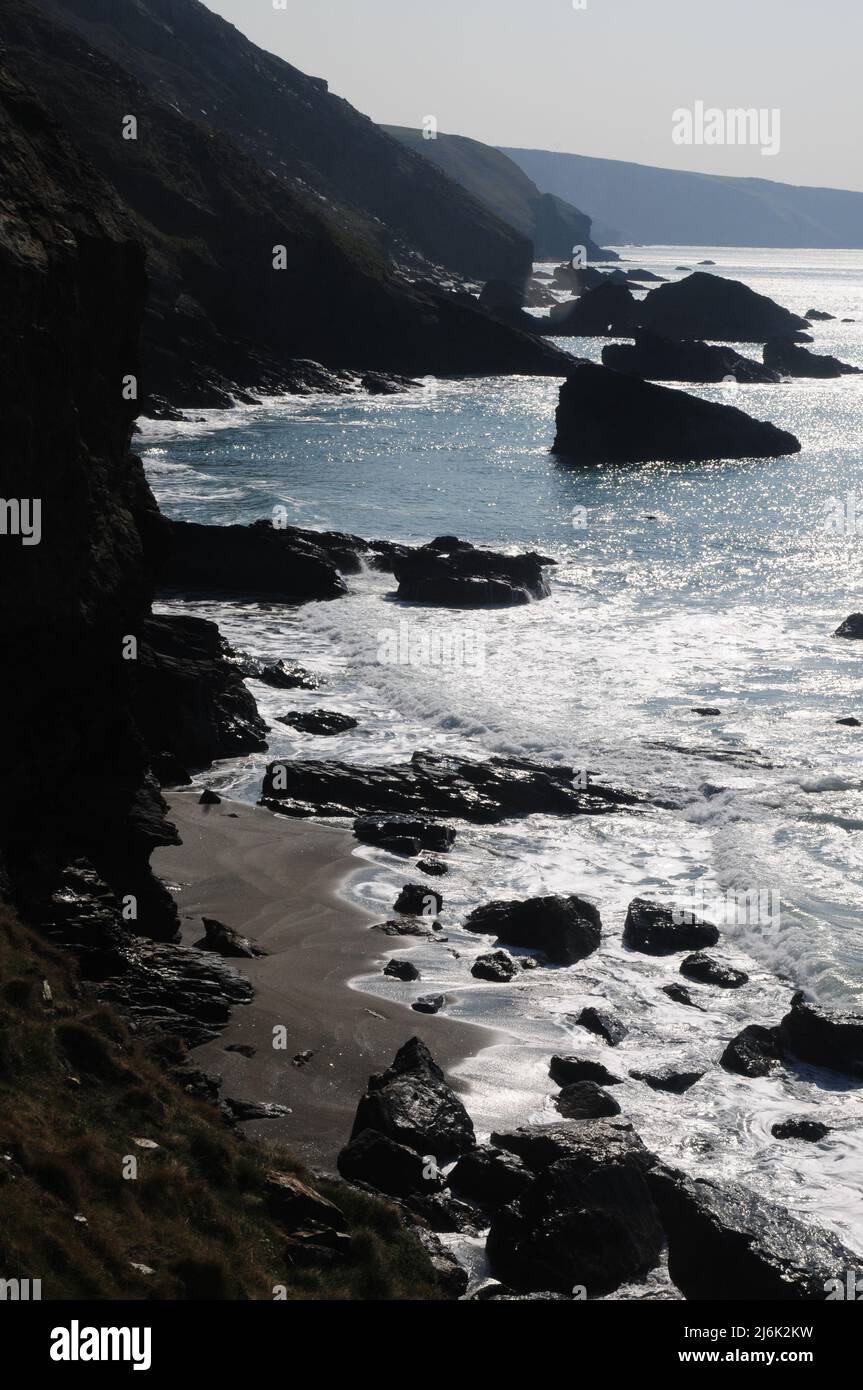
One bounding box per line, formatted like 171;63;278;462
203;0;863;192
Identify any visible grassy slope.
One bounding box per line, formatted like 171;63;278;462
0;908;442;1301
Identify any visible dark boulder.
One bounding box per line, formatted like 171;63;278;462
623;897;719;956
629;1066;705;1094
337;1128;443;1198
394;883;443;916
449;1145;535;1208
691;707;721;716
772;1117;830;1142
648;1166;859;1300
574;1007;627;1046
555;1081;621;1118
354;814;456;855
549;1056;624;1087
412;994;447;1015
197;917;265;959
837;717;861;727
662;982;703;1009
276;710;358;735
262;752;634;823
720;1024;783;1078
374;918;436;938
471;950;519;982
680;953;749;989
552;362;801;464
198;788;221;805
545;281;638;336
486;1120;663;1296
834;614;863;640
349;1039;474;1161
237;657;320;690
638;272;809;342
778;998;863;1078
392;538;551;606
464;894;602;965
764;338;861;378
384;959;420;982
160;519;347;599
416;857;448;877
603;330;778;383
806;309;835;321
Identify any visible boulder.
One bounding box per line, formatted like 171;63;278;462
764;338;861;378
413;1228;470;1298
720;1024;783;1078
545;281;638;335
392;537;551;606
662;982;703;1009
772;1117;830;1142
349;1039;474;1160
552;362;801;464
555;1081;621;1118
680;953;749;989
778;998;863;1077
393;883;443;916
574;1007;627;1046
383;959;420;982
806;309;835;321
373;918;436;938
834;614;863;640
412;995;446;1014
160;519;348;599
199;788;221;805
337;1128;443;1198
237;657;320;690
449;1145;536;1207
464;894;601;965
416;857;448;877
471;950;519;982
603;330;778;383
197;917;265;959
623;897;719;955
486;1120;663;1295
276;710;358;735
837;717;861;727
648;1166;860;1300
637;272;809;342
629;1067;705;1094
263;752;635;823
549;1056;624;1087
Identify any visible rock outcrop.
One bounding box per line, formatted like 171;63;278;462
638;272;809;342
545;281;638;336
552;362;801;464
392;537;552;606
464;895;602;965
160;521;347;601
623;898;720;955
764;338;862;378
603;330;779;383
778;998;863;1077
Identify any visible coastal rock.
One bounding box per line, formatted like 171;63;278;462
648;1166;860;1300
374;919;437;939
629;1067;705;1094
834;614;863;639
486;1120;663;1296
413;1228;470;1298
545;281;638;335
603;331;778;383
416;857;448;877
471;950;519;982
412;994;446;1014
552;362;801;464
574;1007;627;1046
197;917;265;959
262;752;635;823
778;998;863;1077
662;982;703;1009
237;657;320;690
276;710;358;736
772;1118;831;1142
623;897;719;955
549;1056;624;1087
222;1098;292;1122
394;883;443;916
337;1129;443;1198
638;272;809;342
449;1146;535;1207
160;520;347;599
354;814;456;855
383;959;420;982
764;338;862;378
806;309;835;321
464;895;602;965
555;1081;621;1118
837;717;861;727
680;953;749;989
348;1039;475;1161
392;537;551;606
198;789;221;805
97;939;255;1050
720;1024;783;1077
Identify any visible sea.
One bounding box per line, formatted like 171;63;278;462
142;246;863;1258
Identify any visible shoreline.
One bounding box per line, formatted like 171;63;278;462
152;791;502;1171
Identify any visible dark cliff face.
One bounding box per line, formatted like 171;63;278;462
3;0;570;409
0;64;177;934
30;0;532;285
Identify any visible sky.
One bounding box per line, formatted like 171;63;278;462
202;0;863;193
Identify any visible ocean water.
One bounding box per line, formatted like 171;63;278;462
143;247;863;1255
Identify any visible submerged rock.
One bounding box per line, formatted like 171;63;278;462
834;614;863;640
662;982;704;1009
392;536;551;606
347;1038;475;1161
623;897;719;956
276;710;358;735
574;1007;627;1046
555;1081;621;1118
638;272;809;342
603;330;778;383
772;1117;830;1142
629;1066;705;1094
778;998;863;1077
649;1165;859;1300
552;362;801;464
764;338;861;378
680;952;748;989
548;1056;624;1087
464;894;602;965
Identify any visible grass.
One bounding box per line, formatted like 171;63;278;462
0;907;443;1300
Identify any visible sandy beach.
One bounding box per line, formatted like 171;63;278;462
152;791;498;1170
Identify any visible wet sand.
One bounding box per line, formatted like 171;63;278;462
152;792;499;1171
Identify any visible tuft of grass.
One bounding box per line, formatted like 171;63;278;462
0;906;445;1300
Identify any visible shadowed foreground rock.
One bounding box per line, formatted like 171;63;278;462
262;751;636;822
764;338;862;378
545;281;638;336
160;520;347;599
346;1038;476;1163
464;894;602;965
603;330;778;383
649;1166;861;1300
552;362;801;464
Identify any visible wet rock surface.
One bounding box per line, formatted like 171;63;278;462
392;536;552;606
623;897;719;956
464;894;602;965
